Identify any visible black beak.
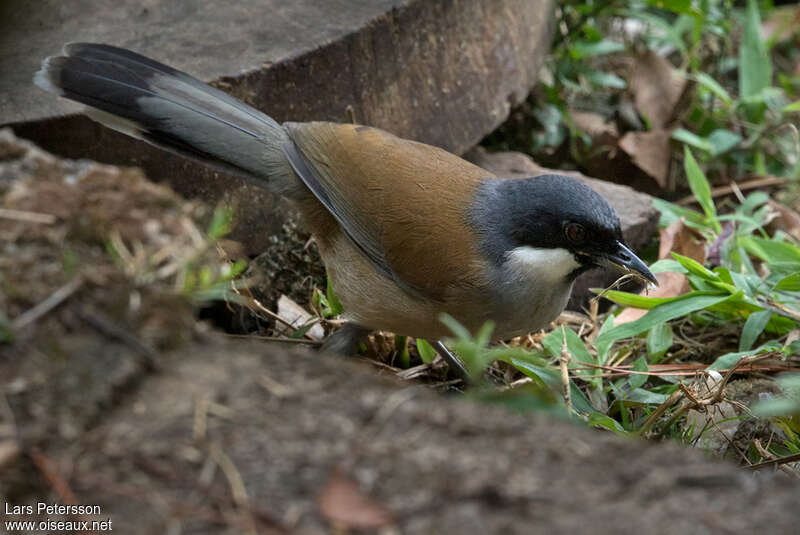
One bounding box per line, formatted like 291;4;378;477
597;241;658;286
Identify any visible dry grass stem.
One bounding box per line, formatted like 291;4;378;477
0;207;56;224
753;439;800;478
12;276;83;330
745;451;800;472
560;329;572;414
258;373;295;398
676;175;787;205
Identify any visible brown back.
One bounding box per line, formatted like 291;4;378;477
286;122;495;299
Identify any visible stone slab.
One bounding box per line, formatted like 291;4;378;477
466;147;659;310
0;0;554;251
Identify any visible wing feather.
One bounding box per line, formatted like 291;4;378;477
283;122;493;299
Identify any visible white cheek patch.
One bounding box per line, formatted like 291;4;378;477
505;246;582;284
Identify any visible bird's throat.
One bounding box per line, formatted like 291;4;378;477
504;246;582;285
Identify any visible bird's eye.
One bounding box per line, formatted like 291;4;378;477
565;223;586;244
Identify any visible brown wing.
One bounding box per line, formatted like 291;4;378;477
283;122;494;299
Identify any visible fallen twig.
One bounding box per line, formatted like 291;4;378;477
744;451;800;472
12;276;83;330
676;175;786;206
638;389;684;436
0;207;57;224
77;307;157;369
752;439;800;478
29;447;81;508
568;355;792;378
223;333;323;346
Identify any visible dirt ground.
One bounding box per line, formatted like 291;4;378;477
1;129;799;534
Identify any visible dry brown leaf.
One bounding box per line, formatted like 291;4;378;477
761;5;800;43
630;50;686;129
614;220;705;325
318;468;394;530
658;218;707;262
569;110;619;146
766;199;800;242
784;330;800;348
618;129;672;188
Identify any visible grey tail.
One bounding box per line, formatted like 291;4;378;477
34;43;298;196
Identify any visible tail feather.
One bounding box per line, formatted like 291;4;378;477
35;43;298;195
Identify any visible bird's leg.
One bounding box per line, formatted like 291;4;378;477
321;326;470;383
320;323;372;355
434;341;470;382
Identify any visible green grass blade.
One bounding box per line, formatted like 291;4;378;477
683;146;720;232
739;0;772;98
693;72;732;105
416;339;437;364
739;309;772;351
596;292;736;359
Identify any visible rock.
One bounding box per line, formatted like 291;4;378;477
465;147;659;310
13;336;796;534
0;0;554;252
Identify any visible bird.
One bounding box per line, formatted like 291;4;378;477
34;43;656;375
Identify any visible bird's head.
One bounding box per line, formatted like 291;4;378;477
471;174;657;286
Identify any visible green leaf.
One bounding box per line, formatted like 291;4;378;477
775;272;800;292
754;149;767;174
651;198;706;228
440;316;496;379
600;290;679;309
683;147;718;229
646;0;692;14
708;341;781;370
542;326;594;364
630;357;649;389
649;259;687;274
739;0;772;98
777;373;800;394
783;101;800;113
588;413;628;435
647;322;673;363
752;398;800;418
570;39;625;59
625;388;670;405
440;313;472;340
207;205;234;239
584;70;627;88
416;339;437;364
672;252;719;281
395;335;410;368
472;384;561;414
740;236;800;265
324;275;344;316
596;293;735;359
290;320;318;339
693;72;732;105
739;310;772;351
672;129;711;152
708;129;742;156
510;357;596;414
